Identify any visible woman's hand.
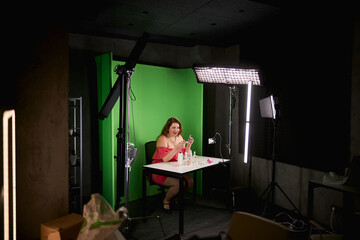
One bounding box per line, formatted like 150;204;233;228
175;140;186;150
186;135;194;150
160;139;185;162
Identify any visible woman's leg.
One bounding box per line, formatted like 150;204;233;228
162;177;180;209
161;174;194;210
183;174;194;191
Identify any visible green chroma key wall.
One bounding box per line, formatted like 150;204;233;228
96;52;203;208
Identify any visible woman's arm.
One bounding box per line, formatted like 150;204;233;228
157;135;186;162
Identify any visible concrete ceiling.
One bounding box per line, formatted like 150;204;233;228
69;0;282;47
8;1;357;49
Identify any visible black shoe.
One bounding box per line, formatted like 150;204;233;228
171;199;179;211
162;203;172;214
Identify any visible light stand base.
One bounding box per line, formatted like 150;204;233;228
209;162;245;212
210;187;239;212
260;181;301;217
120;165;167;240
216;185;260;213
120;215;166;240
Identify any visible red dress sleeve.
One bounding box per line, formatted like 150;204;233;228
152;147;186;163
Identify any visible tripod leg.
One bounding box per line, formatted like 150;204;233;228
274;183;301;214
156;215;166;237
120;218;137;240
232;191;235;212
262;183;275;216
260;182;272;199
129;215;166;237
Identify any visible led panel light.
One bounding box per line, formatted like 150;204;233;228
259;95;276;119
193;67;260;86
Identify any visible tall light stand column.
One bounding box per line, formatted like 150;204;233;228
120;68;165;237
227;86;236;156
227;86;237;210
124;69;134;211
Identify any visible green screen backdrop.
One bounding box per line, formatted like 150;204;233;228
96;52;203;208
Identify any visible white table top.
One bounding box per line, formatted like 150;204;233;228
143;155;230;174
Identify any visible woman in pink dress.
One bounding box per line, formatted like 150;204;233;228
152;117;194;213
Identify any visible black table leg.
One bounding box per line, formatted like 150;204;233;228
179;176;184;235
142;169;147;217
193;171;197;201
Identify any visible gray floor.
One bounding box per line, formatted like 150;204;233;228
119;190;312;240
121;193;233;240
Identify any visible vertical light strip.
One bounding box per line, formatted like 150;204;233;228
3;109;16;240
244;82;252;163
270;95;276;119
11;111;16;240
3;112;9;240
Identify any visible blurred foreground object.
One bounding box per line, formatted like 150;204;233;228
77;193;127;240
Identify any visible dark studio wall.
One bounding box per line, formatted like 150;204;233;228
200;15;359;226
237;13;353;173
2;26;69;239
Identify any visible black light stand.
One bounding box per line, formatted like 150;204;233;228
208;132;234;212
115;66;135;211
226;86;236;156
117;67;165;239
259;96;301;217
99;66;128;207
98;33;165;239
208;86;246;212
227;86;243;211
193;67;261;213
